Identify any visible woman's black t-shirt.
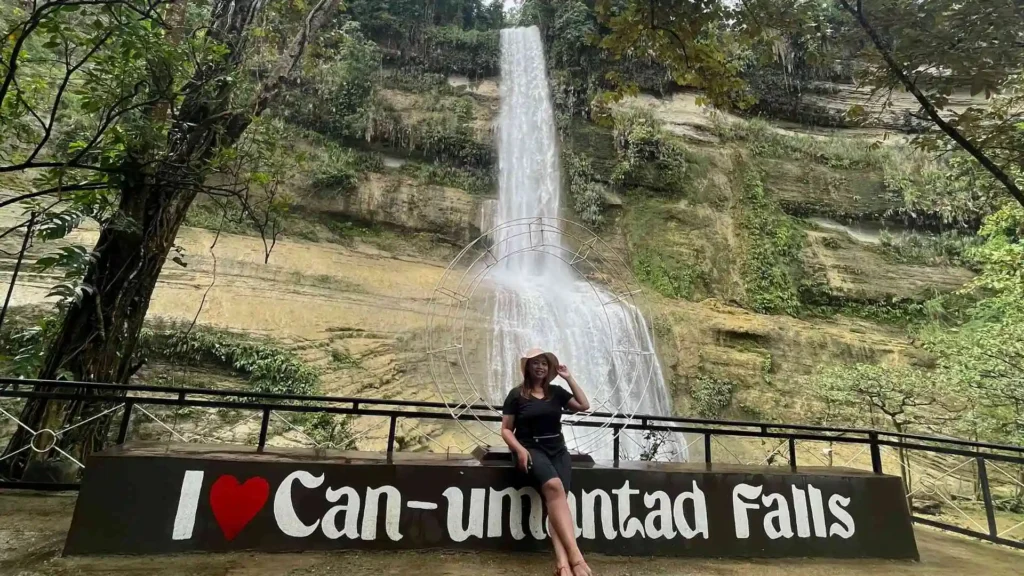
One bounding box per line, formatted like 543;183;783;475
502;385;574;446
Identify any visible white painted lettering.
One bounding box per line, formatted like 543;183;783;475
762;492;794;539
673;481;709;540
322;486;360;540
642;491;676;539
612;481;645;538
732;483;763;539
807;484;827;537
828;494;855;539
172;470;204;541
361;486;403;541
487;487;544;540
443;487;485;542
581;489;617;540
565;492;583;538
274;471;324;537
791;486;811;538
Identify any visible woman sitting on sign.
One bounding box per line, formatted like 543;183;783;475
501;348;592;576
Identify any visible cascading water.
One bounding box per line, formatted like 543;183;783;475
486;26;686;462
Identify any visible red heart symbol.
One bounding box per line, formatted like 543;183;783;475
209;475;270;541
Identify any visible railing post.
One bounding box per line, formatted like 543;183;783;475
704;433;712;465
116;401;134;445
788;437;797;468
870;432;883;474
612;425;620;467
257;408;270;453
386;415;398;463
977;457;998;538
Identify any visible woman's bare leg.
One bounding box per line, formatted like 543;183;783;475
542;479;591;576
548;518;570;574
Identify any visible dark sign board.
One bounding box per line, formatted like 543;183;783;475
64;443;918;559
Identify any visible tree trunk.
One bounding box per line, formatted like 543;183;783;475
0;175;198;477
894;423;913;509
0;0;272;480
0;0;342;480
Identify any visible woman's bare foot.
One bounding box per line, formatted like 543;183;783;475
554;564;572;576
570;559;592;576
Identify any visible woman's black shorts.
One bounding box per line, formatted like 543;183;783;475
516;445;572;493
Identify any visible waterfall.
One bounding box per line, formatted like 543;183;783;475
486;27;685;462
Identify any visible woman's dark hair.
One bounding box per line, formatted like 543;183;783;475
520;356;551;399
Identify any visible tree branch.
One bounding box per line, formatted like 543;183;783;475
0;183;108;211
26;28;117;164
0;161;122;174
226;0;342;138
837;0;1024;208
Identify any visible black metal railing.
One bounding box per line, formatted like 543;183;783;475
1;378;1023;549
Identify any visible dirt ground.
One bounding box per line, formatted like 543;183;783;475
1;491;1022;576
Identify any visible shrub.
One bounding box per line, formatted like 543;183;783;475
712;116;891;170
739;171;805;315
882;153;1011;229
632;248;707;300
149;329;320;397
309;145;382;196
418;26;500;78
610;107;687;194
379;67;449;93
878;231;980;268
401;162;494;195
279;22;381;141
691;376;734;418
563;151;604;226
296;411;357;449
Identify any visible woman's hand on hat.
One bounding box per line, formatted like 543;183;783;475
556;364;571;379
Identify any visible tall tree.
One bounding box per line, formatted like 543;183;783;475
811;363;961;492
0;0;340;478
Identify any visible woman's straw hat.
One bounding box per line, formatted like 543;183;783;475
520;348;560;384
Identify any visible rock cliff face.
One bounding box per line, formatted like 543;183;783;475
652;298;928;421
306;173;493;242
271;73;975;427
0;67;978;446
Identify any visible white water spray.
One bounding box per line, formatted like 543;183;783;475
487;27;685;461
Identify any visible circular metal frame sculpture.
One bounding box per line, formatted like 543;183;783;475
426;216;661;455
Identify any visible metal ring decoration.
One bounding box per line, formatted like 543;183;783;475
426;216;660;453
30;428;58;453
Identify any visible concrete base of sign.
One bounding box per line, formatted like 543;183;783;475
64;442;918;559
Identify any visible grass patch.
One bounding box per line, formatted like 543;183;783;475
398;161;494;195
633;248;706;300
379;67;451;94
877;231;981;268
563;150;606;227
625;197;712;300
309;145;384;198
712;116;896;170
609;107;689;195
738;170;805;315
797;280;929;325
145;326;320;397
